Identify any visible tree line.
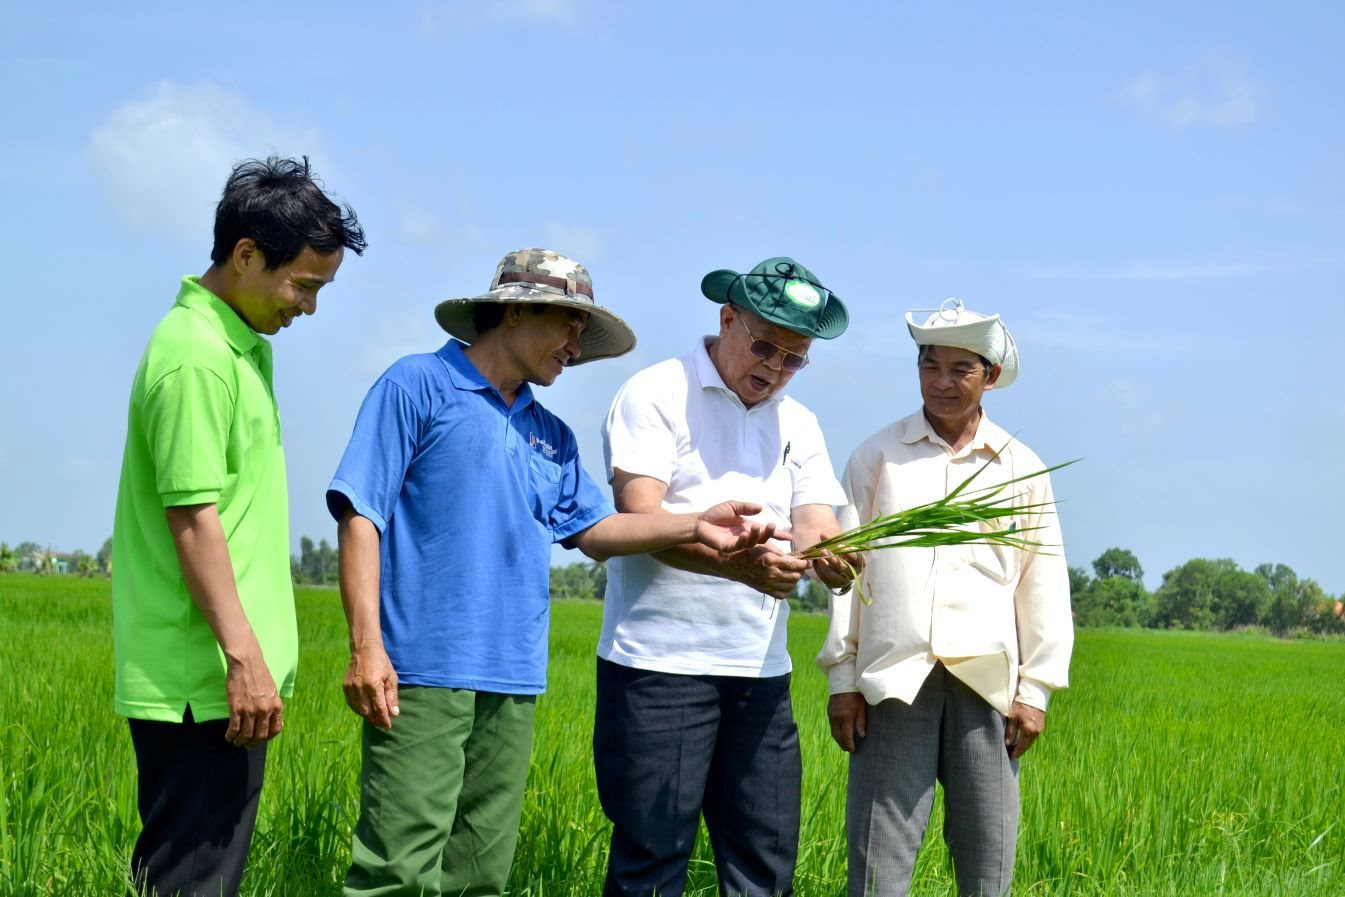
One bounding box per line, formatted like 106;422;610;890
1069;547;1344;636
6;535;1344;637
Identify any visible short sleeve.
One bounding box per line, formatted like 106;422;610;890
326;379;423;533
549;430;616;543
602;375;677;485
143;364;234;507
789;414;847;509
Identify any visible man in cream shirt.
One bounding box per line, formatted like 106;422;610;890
819;299;1073;897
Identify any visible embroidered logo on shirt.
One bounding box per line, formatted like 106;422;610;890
529;433;558;459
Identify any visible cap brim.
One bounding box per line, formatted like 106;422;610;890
700;269;741;305
434;287;636;365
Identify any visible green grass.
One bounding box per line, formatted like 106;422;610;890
2;576;1343;896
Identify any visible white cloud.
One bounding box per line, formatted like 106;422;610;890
1098;379;1187;437
87;82;323;240
1121;55;1262;128
542;222;603;263
493;0;577;24
1011;311;1180;356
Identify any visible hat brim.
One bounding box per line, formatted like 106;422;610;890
906;313;1018;388
700;269;850;340
434;285;636;365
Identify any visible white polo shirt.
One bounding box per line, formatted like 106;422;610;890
599;338;846;677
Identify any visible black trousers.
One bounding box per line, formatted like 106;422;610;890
594;658;801;897
127;706;267;897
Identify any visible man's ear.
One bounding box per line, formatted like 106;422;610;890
503;304;525;327
230;238;263;273
984;363;1003;390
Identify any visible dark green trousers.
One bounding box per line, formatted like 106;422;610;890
344;686;536;897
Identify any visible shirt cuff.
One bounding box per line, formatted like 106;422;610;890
825;661;859;695
161;489;221;507
1015;678;1052;711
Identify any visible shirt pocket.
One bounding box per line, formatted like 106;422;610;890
526;452;563;528
968;540;1020;586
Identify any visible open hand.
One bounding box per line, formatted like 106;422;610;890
693;500;788;554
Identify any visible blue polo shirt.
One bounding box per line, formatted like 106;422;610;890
327;340;614;694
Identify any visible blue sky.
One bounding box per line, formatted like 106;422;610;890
2;2;1342;594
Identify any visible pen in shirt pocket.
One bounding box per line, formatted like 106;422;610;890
781;441;791;467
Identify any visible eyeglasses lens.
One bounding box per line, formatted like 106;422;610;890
749;340;807;371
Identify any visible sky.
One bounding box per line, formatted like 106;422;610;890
1;2;1342;595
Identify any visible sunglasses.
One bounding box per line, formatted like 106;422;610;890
738;316;809;371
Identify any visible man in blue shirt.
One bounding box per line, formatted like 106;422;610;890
329;249;776;897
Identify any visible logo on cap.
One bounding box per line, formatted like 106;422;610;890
783;280;821;308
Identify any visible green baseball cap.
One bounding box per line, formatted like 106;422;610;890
700;256;849;339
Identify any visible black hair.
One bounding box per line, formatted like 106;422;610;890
210;156;367;270
472;303;549;335
917;343;992;373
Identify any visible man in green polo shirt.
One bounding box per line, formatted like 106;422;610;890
112;156;366;897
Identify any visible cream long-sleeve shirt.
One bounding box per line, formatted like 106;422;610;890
817;410;1073;715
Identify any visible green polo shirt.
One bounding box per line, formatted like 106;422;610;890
112;275;297;722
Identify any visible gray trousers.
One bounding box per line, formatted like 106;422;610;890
847;664;1019;897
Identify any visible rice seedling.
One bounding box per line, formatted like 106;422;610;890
2;578;1342;895
797;449;1076;563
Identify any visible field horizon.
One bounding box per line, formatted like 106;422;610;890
2;577;1343;896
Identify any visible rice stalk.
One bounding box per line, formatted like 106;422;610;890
795;446;1076;602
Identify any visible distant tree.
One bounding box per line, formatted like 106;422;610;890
1308;593;1345;635
549;562;605;601
0;543;16;573
1075;577;1151;628
1152;559;1224;629
96;537;113;576
14;541;40;571
792;578;832;614
317;539;338;585
1068;566;1092;602
1256;563;1314;635
1152;558;1273;631
1211;566;1271;629
291;536;341;585
1092;547;1144;582
70;551;97;578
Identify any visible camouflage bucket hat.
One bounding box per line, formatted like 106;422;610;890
434;248;636;365
700;256;849;340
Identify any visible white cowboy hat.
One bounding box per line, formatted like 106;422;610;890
905;298;1019;389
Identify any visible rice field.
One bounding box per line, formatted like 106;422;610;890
2;576;1342;896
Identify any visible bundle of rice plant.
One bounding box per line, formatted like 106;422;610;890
796;447;1075;601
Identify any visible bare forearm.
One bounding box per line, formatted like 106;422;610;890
573;512;701;562
650;541;738;579
164;504;260;661
338;510;384;650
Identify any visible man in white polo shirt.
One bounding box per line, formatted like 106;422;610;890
819;299;1073;897
595;257;860;897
